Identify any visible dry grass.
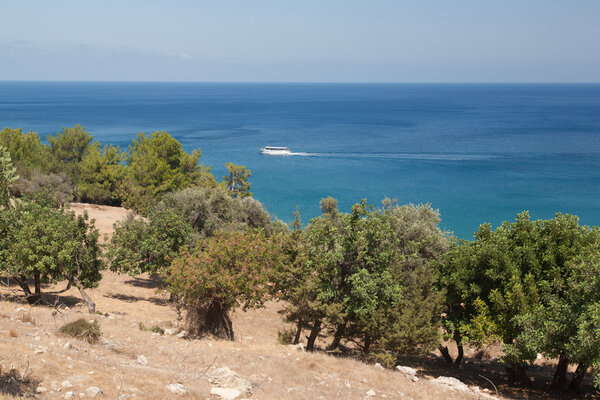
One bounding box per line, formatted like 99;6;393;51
0;203;597;399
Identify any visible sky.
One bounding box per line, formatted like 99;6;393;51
1;0;599;82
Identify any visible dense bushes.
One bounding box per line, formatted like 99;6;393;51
0;126;225;214
166;230;283;339
440;212;600;390
275;199;449;356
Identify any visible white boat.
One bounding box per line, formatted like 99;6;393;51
260;146;291;155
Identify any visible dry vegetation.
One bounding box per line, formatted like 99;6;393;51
0;204;597;399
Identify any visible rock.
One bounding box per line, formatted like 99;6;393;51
164;328;176;335
412;376;419;382
432;376;470;392
396;366;417;376
64;391;75;398
62;380;73;388
52;382;62;392
176;331;187;338
86;386;102;396
136;355;148;365
374;362;384;369
207;367;252;396
210;387;242;399
64;342;73;350
366;389;376;396
36;386;48;393
68;375;86;384
167;383;188;394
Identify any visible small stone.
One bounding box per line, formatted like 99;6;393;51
64;391;75;398
374;362;384;369
366;389;376;397
345;383;351;388
167;383;188;394
36;386;48;393
62;380;73;388
176;330;187;338
136;355;148;365
164;329;176;335
85;386;102;396
412;376;419;382
210;387;242;399
64;342;73;350
68;364;74;369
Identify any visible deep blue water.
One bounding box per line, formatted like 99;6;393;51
1;82;599;238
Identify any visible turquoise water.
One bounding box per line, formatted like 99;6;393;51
1;82;599;238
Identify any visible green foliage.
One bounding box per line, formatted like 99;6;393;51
76;143;126;205
441;211;600;387
158;186;286;237
124;131;215;213
59;318;101;344
223;162;251;198
277;328;296;345
0;128;50;175
166;230;284;339
276;198;448;354
1;199;103;309
138;322;164;335
107;208;196;276
13;170;73;207
0;145;18;207
47;125;94;180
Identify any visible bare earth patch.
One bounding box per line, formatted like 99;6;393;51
0;203;597;399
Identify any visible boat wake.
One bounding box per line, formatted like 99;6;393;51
284;152;496;161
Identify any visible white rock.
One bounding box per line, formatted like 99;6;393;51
412;376;419;382
36;386;48;393
64;391;75;398
62;380;73;388
64;342;73;350
86;386;102;396
432;376;470;392
176;331;187;338
374;362;384;369
396;366;417;376
210;387;242;399
207;367;252;396
167;383;188;394
136;355;148;365
164;328;176;335
366;389;376;396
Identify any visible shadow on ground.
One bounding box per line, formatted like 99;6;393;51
104;292;168;306
123;275;164;289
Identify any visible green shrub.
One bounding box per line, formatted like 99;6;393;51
59;319;101;344
277;328;296;345
138;322;164;335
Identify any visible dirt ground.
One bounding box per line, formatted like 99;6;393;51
0;203;597;399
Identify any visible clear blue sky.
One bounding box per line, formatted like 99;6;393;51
1;0;599;82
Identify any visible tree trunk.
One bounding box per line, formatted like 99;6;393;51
363;335;372;354
327;324;345;350
438;344;454;364
550;353;569;391
306;320;322;351
455;344;464;365
34;272;41;295
13;276;32;296
568;363;587;393
293;321;303;345
70;277;96;314
506;363;533;388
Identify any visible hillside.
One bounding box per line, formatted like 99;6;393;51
0;203;594;399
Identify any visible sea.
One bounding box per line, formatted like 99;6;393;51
1;82;599;239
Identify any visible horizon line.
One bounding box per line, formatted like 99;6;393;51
1;80;600;85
